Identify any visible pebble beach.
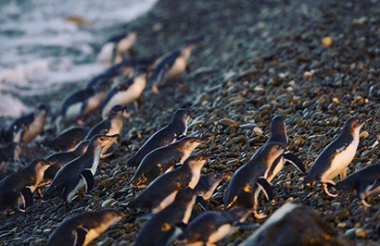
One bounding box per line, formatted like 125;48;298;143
1;0;380;245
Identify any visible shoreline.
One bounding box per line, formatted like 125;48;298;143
1;0;380;245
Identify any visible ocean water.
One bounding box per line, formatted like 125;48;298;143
0;0;157;117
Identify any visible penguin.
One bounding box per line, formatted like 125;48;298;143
263;116;305;183
131;137;202;188
129;155;209;213
150;39;201;93
43;134;120;203
38;140;90;193
47;209;124;246
195;172;222;199
0;159;55;212
178;207;251;246
42;126;90;152
335;164;380;207
303;117;364;197
224;142;285;219
134;187;197;246
127;108;193;167
56;80;109;128
101;67;148;119
4;104;49;147
193;173;223;211
97;32;137;64
87;55;160;89
85;105;127;158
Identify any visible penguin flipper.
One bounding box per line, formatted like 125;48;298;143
256;178;274;201
283;152;305;173
21;187;34;209
74;228;87;246
81;170;94;192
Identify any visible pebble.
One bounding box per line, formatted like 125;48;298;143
101;199;116;208
219;118;239;127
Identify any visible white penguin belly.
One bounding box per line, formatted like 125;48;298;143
83;229;100;246
166;58;187;79
153;191;178;214
267;157;285;183
323;138;359;181
65;103;82;120
117;35;136;52
209;224;234;244
182;196;196;223
67;178;85;203
23;115;45;144
84;93;105;116
97;43;115;63
189;173;201;189
90;148;102;175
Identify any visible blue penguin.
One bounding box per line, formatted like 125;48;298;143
127;108;192;167
131;137;202;188
47;209;124;246
97;32;137;64
43;134;120;203
134;187;197;246
38;140;90;193
178;207;251;246
194;173;223;210
263;116;305;183
101;67;148;119
150;39;200;93
42;126;90;152
85;105;126;158
4;104;49;147
129;155;209;213
336;163;380;207
0;159;55;212
224;142;285;219
56;80;109;128
304;117;364;197
87;55;160;89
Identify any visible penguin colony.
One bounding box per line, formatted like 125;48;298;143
0;30;377;246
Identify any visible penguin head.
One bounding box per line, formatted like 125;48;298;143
174;187;197;205
97;209;124;228
108;105;128;119
180;37;202;51
36;104;50;116
171;108;193;124
178;136;202;150
90;134;121;149
344;117;365;134
262;142;285;166
270;116;288;145
184;155;210;171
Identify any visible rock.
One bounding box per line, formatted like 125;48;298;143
219;118;239;127
239;203;352;246
355;228;366;239
322;36;333;47
101;199;116;208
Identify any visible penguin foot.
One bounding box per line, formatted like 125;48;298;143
323;184;338;197
361;198;371;207
253;210;267;220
